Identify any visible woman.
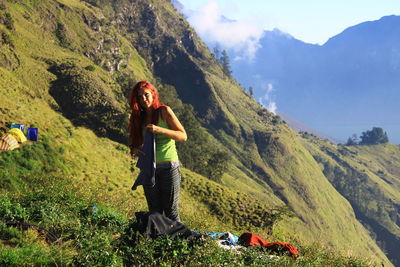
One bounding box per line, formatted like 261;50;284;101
128;81;187;222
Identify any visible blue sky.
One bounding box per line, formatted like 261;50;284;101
178;0;400;44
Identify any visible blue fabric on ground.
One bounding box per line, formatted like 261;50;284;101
207;232;239;245
132;131;155;190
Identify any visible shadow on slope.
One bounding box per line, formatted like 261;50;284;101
48;62;128;144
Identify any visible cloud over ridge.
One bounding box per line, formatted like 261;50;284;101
181;0;264;60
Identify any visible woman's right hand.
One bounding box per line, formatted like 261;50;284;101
130;147;145;158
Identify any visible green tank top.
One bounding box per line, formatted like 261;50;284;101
155;118;178;162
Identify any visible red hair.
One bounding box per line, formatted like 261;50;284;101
128;81;164;148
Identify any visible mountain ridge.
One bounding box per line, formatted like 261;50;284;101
229;15;400;145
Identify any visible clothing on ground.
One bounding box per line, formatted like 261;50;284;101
239;232;299;258
207;232;239;245
216;239;244;251
134;211;201;240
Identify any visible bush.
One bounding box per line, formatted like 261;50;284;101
0;196;29;222
359;127;389;145
0;12;14;30
346;127;389;146
55;22;71;48
1;31;13;46
84;65;96;71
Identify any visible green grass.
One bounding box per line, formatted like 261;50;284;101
0;174;372;267
0;131;375;266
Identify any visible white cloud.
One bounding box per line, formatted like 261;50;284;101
182;0;264;60
267;101;277;114
255;79;277;114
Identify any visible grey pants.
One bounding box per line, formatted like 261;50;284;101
143;162;181;222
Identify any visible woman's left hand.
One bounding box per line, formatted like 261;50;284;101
146;124;162;134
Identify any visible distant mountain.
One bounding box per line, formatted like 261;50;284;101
230;16;400;144
277;112;340;144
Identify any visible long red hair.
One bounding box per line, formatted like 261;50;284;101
128;81;164;147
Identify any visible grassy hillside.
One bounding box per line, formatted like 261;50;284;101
0;139;374;266
0;0;397;266
301;133;400;266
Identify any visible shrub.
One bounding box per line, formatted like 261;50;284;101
359;127;389;145
0;12;14;30
1;31;13;46
84;65;96;71
55;22;71;48
0;196;29;222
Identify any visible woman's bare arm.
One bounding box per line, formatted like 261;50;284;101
146;106;187;141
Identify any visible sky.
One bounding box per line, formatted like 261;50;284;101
178;0;400;45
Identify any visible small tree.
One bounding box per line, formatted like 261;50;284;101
220;49;232;77
346;133;359;146
248;86;254;97
359;127;389;145
212;46;220;60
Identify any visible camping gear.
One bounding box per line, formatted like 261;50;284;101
0;133;20;151
27;127;38;141
10;123;25;132
9;128;27;143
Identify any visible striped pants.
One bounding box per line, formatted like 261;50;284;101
143;162;181;222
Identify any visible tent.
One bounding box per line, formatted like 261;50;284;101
0;133;20;151
9;128;27;143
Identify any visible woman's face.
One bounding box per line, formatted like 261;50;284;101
138;88;154;109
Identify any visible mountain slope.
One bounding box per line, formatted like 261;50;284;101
0;0;395;265
301;135;400;266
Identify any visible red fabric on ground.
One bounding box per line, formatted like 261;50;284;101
264;242;299;258
239;233;299;258
239;232;269;247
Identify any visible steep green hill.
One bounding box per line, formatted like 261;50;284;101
0;0;397;266
301;133;400;266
